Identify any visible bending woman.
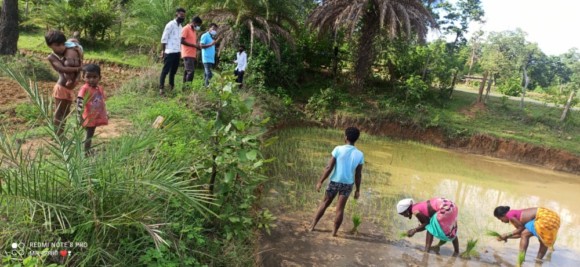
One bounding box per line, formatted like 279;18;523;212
397;197;459;255
493;206;560;261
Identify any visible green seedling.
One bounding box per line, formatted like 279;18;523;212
486;230;507;243
460;239;479;258
399;231;408;238
518;251;526;265
350;214;362;235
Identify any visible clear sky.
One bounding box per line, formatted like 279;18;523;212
472;0;580;56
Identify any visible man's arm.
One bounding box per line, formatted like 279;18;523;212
200;35;218;49
160;22;171;57
47;56;81;73
354;164;362;199
316;157;336;192
181;38;199;48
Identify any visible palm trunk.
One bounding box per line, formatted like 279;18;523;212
520;66;529;109
353;10;379;93
467;43;477;76
0;0;19;55
477;71;488;103
560;89;577;122
484;74;493;104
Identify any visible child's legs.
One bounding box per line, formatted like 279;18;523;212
332;194;349;236
54;98;71;137
84;126;96;152
310;191;336;231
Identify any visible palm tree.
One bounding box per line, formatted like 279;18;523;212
309;0;436;92
203;0;297;60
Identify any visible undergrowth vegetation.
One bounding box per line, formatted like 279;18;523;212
0;65;274;266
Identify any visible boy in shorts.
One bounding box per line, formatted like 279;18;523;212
309;127;364;237
45;29;83;137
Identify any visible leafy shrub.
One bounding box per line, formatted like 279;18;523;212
403;75;429;103
305;87;341;120
498;76;521;96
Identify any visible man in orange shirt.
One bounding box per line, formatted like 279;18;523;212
181;16;202;90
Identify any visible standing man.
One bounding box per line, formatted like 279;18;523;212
309;127;364;237
200;23;219;87
234;44;247;88
181;16;202;90
159;7;186;96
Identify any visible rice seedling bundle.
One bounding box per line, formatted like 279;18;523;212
350;214;362;234
399;231;408;238
460;239;479;258
517;252;526;266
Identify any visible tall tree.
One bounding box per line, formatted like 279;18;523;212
309;0;436;93
0;0;19;55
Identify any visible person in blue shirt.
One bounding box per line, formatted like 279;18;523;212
309;127;364;237
200;23;219;86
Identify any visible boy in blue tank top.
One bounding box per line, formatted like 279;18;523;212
309;127;364;237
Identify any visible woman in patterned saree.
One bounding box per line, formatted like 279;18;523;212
397;197;460;255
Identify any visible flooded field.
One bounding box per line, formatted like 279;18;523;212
261;128;580;266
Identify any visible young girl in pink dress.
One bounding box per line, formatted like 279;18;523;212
76;64;108;154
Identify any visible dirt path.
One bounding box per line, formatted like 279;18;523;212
19;118;132;156
257;210;503;267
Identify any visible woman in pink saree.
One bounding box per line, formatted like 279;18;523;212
397;197;460;255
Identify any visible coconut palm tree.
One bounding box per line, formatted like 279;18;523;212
309;0;436;92
203;0;297;60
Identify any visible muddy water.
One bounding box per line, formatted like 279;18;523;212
275;129;580;266
355;139;580;266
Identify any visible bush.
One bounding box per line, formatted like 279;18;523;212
402;75;428;104
498;76;521;96
305;87;341;120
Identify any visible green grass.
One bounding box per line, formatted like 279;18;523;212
18;32;151;67
328;87;580;155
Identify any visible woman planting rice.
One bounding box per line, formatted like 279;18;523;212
397;197;460;255
493;206;560;262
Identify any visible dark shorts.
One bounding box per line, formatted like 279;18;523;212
326;181;353;198
184;57;196;71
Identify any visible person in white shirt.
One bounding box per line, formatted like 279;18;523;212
159;7;185;96
234;45;247;87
